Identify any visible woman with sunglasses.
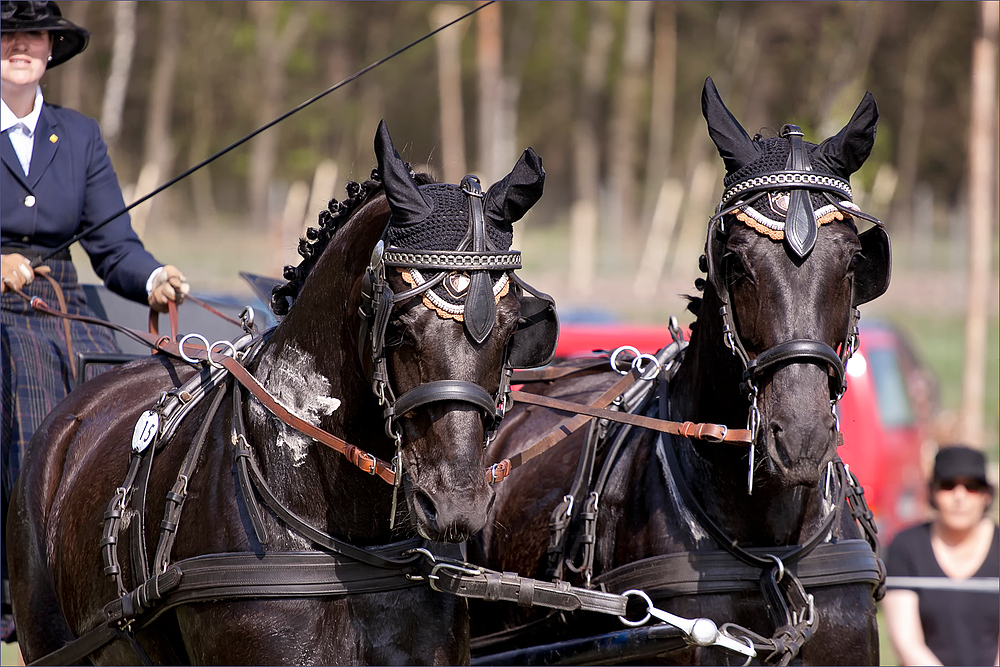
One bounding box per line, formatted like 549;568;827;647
883;445;999;666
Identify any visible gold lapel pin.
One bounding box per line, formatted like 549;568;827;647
49;134;58;143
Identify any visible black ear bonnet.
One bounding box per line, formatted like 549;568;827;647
702;77;890;305
370;120;558;366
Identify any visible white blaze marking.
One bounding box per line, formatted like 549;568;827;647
249;344;341;466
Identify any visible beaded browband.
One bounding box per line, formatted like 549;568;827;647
720;171;853;210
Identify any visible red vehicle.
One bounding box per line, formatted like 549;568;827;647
550;319;932;543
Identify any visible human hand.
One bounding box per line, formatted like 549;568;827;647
0;253;50;293
148;265;190;312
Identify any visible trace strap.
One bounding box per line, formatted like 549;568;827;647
509;390;752;445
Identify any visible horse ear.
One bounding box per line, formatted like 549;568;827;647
814;92;878;177
484;148;545;226
375;119;431;226
701;77;759;174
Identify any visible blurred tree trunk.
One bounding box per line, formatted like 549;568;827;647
492;2;536;198
101;0;137;156
354;4;388;172
959;0;999;448
53;0;89;111
476;1;502;183
609;0;652;250
641;2;677;229
137;0;182;230
534;1;576;208
188;50;218;226
248;2;308;230
432;4;469;184
569;1;613;297
890;6;947;244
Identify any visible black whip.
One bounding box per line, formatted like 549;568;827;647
33;1;494;267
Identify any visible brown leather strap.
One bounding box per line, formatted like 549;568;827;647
499;369;641;473
510;358;610;383
509;388;751;448
35;271;77;382
148;300;180;346
218;356;399;485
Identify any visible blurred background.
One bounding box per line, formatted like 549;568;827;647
50;0;996;453
36;5;998;480
5;2;998;663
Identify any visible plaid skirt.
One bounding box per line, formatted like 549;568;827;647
1;258;123;496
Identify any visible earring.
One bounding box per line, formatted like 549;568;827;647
47;55;52;62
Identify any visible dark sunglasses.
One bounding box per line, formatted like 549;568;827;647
936;479;990;493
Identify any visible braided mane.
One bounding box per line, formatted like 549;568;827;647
270;168;434;315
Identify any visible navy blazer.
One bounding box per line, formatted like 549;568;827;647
1;102;160;303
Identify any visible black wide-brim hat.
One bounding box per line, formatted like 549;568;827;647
933;445;994;493
1;1;89;68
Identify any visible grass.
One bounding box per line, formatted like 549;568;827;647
0;641;21;666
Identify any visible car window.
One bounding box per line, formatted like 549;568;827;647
867;347;915;428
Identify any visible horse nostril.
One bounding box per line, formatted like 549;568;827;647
413;490;438;526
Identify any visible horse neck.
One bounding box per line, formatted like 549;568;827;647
244;207;400;545
667;286;830;547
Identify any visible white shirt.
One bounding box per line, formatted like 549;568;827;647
2;87;164;295
1;86;44;176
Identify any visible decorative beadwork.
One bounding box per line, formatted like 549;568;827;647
401;269;511;322
735;201;860;241
384;250;522;271
721;171;852;208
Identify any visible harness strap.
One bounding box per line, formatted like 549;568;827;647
510;359;609;383
35;271;77;382
218;355;398;485
151;384;230;575
593;539;882;599
511;390;752;445
388;379;500;423
497;368;641;476
29;545;437;667
429;567;627;616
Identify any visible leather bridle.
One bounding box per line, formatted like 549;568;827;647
703;125;891;491
358;175;551;510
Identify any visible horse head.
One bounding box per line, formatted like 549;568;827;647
700;78;890;488
362;121;551;541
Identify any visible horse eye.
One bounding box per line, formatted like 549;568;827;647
724;252;753;285
384;319;406;347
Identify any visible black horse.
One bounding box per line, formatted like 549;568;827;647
8;121;555;665
470;78;890;665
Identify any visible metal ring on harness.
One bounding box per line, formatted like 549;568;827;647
618;588;654;627
179;333;211;365
765;554;785;582
209;339;239;367
632;353;661;381
611;346;641;375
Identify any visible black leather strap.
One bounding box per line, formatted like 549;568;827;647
388;379;500;423
594;539;882;600
745;338;846;397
